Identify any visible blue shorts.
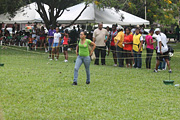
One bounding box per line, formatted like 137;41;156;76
49;42;52;51
52;43;59;48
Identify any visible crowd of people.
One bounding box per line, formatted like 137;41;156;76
92;23;172;73
0;23;173;73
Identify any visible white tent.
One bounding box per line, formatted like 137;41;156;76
57;2;150;25
0;2;46;24
0;2;149;25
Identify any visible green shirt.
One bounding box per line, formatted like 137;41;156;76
78;39;91;57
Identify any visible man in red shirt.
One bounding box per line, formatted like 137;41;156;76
123;28;133;68
110;25;118;66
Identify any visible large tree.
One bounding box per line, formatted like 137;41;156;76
0;0;179;28
95;0;179;25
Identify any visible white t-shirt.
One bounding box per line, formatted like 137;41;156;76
93;28;109;46
54;33;61;43
156;32;168;53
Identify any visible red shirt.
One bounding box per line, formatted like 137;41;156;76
110;30;117;46
123;34;133;51
28;38;33;44
63;36;69;45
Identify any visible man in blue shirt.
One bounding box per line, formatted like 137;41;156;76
47;25;56;58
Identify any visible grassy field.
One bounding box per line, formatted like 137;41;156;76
0;44;180;120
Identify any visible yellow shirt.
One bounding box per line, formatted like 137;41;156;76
133;34;143;52
114;31;124;48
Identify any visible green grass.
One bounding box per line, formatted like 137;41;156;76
0;44;180;120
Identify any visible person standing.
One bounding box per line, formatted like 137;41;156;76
176;25;179;42
114;27;124;67
106;26;111;56
133;28;143;69
70;26;78;50
123;28;133;68
39;26;47;52
72;31;96;85
145;28;156;69
50;27;61;61
63;29;70;62
110;24;118;66
154;28;172;73
93;23;109;65
47;25;56;58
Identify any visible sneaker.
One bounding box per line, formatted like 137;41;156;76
114;64;117;67
86;81;90;84
169;69;172;73
64;60;68;62
72;82;77;85
154;69;158;73
56;59;58;61
49;59;53;61
45;49;48;53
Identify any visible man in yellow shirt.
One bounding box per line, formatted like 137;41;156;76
114;27;124;67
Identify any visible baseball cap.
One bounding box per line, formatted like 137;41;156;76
154;28;161;32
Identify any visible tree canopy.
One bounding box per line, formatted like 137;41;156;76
0;0;179;28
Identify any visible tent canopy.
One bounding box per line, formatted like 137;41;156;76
0;2;47;24
57;2;150;25
0;2;150;25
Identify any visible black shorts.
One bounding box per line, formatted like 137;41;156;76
110;46;116;53
63;45;68;51
156;52;169;61
106;40;110;48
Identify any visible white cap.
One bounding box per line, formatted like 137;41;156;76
155;28;161;32
117;25;124;30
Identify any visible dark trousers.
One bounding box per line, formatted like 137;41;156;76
29;43;33;50
133;50;142;68
146;48;154;69
116;46;124;67
94;46;106;65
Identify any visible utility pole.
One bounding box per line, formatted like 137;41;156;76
145;0;147;28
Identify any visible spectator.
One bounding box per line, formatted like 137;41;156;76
106;26;111;56
93;23;109;65
154;28;172;73
72;31;96;85
69;26;78;50
39;26;47;52
145;28;156;69
176;25;179;41
114;26;124;67
47;25;56;58
28;35;33;50
63;29;70;62
123;28;133;68
110;24;118;66
50;27;61;61
133;28;143;69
